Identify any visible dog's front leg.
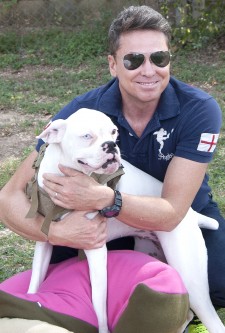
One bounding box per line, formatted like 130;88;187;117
85;245;109;333
28;241;53;294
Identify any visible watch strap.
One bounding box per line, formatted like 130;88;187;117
99;190;122;217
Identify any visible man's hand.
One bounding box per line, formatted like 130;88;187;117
49;210;107;250
42;164;114;211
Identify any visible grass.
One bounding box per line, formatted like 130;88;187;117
0;22;225;323
0;223;34;282
0;60;110;116
0;24;108;69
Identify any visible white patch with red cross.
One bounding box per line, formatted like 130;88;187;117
197;133;219;152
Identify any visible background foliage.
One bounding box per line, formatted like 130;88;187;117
160;0;225;49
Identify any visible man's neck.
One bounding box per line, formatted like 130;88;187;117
122;100;158;138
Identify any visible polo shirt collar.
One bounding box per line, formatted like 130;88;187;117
99;78;122;116
99;77;181;121
157;79;180;120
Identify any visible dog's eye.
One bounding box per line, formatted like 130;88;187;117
83;134;92;140
112;129;118;136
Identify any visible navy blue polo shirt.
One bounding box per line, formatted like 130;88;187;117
37;76;222;212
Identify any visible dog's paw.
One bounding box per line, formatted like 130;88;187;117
198;215;219;230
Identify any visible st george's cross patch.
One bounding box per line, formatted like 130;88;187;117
197;133;219;153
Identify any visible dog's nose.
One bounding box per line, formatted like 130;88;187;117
102;141;117;154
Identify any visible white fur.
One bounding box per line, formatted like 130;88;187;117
28;108;225;333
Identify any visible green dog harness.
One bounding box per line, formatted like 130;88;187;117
25;144;124;236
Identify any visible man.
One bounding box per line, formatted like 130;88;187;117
0;5;223;333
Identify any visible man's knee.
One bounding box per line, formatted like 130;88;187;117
113;283;189;333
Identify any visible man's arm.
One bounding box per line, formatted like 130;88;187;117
0;151;48;241
0;151;107;249
42;156;208;232
120;156;208;231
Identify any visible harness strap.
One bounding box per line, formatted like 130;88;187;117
25;143;49;219
25;177;39;219
91;167;124;190
37;187;70;235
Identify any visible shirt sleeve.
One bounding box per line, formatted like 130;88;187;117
175;97;222;163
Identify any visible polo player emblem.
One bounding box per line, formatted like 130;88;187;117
153;128;174;160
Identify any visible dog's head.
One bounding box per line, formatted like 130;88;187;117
37;108;121;175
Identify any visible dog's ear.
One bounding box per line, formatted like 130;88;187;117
37;119;67;143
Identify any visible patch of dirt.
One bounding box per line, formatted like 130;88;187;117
0;64;79;165
0;109;51;164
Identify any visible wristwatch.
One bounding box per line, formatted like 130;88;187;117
99;190;122;218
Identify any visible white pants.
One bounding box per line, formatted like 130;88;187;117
0;318;73;333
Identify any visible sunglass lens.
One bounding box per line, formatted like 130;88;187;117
150;51;171;67
123;53;145;70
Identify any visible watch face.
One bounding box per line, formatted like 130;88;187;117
104;209;120;218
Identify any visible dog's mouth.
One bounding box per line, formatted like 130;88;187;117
78;157;118;169
101;157;118;169
78;160;88;165
77;154;120;174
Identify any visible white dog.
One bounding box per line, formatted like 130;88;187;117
26;108;225;333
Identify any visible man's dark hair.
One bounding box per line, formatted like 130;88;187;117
108;6;171;55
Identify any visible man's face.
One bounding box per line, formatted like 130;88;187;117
108;30;170;107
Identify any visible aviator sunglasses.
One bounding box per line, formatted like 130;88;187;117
123;51;171;70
